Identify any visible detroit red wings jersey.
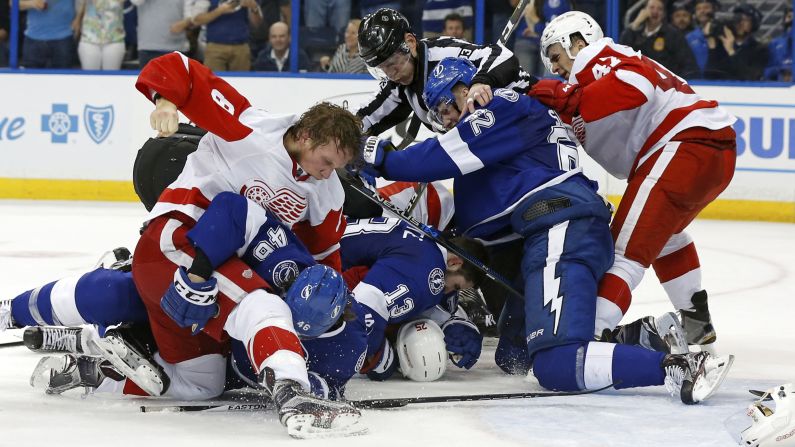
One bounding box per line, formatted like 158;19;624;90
568;38;735;179
135;52;345;269
377;181;455;231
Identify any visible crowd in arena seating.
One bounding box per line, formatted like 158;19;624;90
0;0;791;81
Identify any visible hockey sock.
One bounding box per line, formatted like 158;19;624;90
533;342;666;391
10;269;147;328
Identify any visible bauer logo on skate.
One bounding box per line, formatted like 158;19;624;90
240;180;307;225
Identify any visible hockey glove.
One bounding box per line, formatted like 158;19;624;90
528;79;582;120
442;317;482;369
161;266;219;335
365;341;398;381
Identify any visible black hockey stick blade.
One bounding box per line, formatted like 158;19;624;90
499;0;531;45
749;389;773;401
339;173;523;299
352;383;616;409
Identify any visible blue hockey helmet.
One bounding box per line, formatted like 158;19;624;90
423;57;477;129
284;264;349;338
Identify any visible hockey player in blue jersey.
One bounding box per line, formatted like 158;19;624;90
339;216;485;379
354;57;734;404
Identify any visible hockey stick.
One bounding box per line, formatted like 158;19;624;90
340;173;523;299
140;384;615;413
749;389;773;401
499;0;532;45
0;340;23;348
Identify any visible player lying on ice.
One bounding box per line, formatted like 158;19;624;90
352;56;734;404
1;197;486;400
527;11;737;352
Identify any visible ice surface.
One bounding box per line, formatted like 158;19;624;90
1;201;793;447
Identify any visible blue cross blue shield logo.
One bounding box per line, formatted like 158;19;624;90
41;104;78;144
83;105;114;144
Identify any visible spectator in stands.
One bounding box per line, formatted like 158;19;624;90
422;0;473;42
442;13;466;39
686;0;728;78
253;21;311;72
764;6;792;81
305;0;351;36
719;4;767;81
320;18;368;73
512;0;572;77
670;0;694;34
0;0;8;67
192;0;263;72
131;0;192;68
75;0;126;70
248;0;289;59
20;0;79;68
620;0;698;78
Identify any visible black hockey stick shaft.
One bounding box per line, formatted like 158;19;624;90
140;384;615;413
499;0;532;45
353;383;615;409
0;340;23;348
341;175;523;299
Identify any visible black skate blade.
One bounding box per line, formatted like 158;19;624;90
749;389;773;401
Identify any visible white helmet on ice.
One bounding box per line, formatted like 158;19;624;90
540;11;604;74
396;319;447;382
725;383;795;446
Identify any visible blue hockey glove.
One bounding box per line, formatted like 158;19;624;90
442;317;482;369
160;266;219;335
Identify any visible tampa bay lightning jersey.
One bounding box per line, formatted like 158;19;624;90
186;191;316;294
303;299;369;396
340;217;448;355
381;89;582;242
227;299;370;399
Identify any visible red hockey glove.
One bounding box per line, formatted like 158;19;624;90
528;79;582;118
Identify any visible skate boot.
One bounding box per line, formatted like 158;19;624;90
262;369;366;438
94;247;132;272
611;312;689;354
30;354;124;395
0;299;14;332
457;288;497;336
662;351;734;404
87;325;169;396
23;326;101;354
679;290;716;345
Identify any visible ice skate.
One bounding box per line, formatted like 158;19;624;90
94;247;132;272
607;312;688;354
87;326;169;396
679;290;716;345
23;325;103;355
0;299;13;331
262;370;366;439
30;354;123;395
663;351;734;404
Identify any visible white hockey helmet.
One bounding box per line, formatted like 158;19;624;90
725;383;795;446
540;11;604;74
396;319;447;382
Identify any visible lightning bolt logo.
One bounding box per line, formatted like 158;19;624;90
543;221;569;336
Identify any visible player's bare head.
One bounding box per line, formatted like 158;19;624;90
444;236;487;293
289;103;362;179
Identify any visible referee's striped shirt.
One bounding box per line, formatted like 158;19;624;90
356;36;535;136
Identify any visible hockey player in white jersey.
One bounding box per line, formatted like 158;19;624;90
529;11;737;348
